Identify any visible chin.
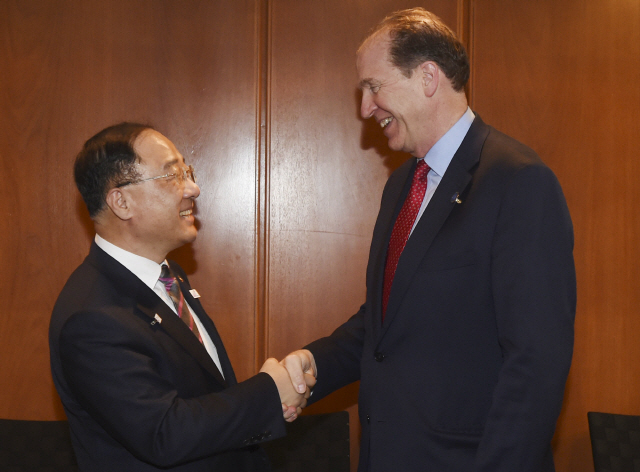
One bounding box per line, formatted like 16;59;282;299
180;228;198;245
387;139;404;152
186;230;198;243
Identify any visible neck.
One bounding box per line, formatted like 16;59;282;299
95;225;167;264
413;92;468;157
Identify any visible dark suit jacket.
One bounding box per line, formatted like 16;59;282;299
306;116;576;472
49;243;285;471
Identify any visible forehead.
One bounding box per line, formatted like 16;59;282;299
134;129;184;169
357;33;398;83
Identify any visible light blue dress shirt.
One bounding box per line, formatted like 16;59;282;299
411;107;475;234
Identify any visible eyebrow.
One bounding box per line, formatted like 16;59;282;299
359;78;380;90
359;79;373;89
163;157;183;170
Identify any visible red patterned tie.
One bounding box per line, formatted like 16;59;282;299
159;264;203;343
382;160;430;320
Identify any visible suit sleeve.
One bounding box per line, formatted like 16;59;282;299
304;304;366;402
303;163;409;403
476;164;576;471
58;309;286;468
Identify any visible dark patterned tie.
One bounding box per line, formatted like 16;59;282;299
382;159;430;320
159;264;203;343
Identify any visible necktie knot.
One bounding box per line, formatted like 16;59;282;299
414;159;430;182
159;265;176;292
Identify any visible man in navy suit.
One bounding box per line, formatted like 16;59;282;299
50;123;308;471
283;8;576;472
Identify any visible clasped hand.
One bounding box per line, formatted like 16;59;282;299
259;350;317;422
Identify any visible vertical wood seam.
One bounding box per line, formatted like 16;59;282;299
254;0;271;372
457;0;475;108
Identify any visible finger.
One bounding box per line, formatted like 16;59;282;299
285;412;297;423
281;353;307;394
303;372;316;389
282;404;295;416
283;404;298;422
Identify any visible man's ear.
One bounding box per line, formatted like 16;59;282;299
105;188;133;221
419;61;439;98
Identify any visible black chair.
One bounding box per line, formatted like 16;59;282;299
0;413;350;472
0;419;78;472
588;411;640;472
263;411;350;472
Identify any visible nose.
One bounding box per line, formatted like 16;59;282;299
360;90;377;119
184;178;200;199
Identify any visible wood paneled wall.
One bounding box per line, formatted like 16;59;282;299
1;1;638;471
0;0;263;414
471;1;640;470
265;1;459;466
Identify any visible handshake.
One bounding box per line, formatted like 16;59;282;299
259;350;317;423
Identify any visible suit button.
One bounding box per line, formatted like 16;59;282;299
374;352;385;362
366;415;371;424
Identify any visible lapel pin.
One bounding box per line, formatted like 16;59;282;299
451;192;462;204
151;313;162;325
177;275;184;282
189;289;201;299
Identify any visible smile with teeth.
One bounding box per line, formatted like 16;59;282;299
380;117;393;128
179;209;193;217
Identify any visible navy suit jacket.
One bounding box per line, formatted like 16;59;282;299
306;116;576;472
50;243;285;471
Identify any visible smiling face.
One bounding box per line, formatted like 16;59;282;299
357;33;432;157
124;130;200;261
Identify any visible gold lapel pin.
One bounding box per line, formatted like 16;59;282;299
451;192;462;204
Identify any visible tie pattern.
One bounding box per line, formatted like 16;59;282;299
159;264;203;343
382;159;430;320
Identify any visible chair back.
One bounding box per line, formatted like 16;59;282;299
0;419;77;472
263;411;350;472
588;411;640;472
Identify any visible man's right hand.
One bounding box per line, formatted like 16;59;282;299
280;349;317;395
260;358;310;410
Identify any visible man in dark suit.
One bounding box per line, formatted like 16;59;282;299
49;123;308;471
282;8;576;472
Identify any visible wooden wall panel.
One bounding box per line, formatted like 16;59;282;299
6;1;637;471
471;1;640;470
266;1;461;469
0;0;261;418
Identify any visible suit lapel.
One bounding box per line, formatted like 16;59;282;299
136;290;229;388
380;116;490;333
87;243;228;387
369;159;415;340
177;277;238;385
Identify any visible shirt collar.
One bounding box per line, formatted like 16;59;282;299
95;234;166;291
421;107;475;175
